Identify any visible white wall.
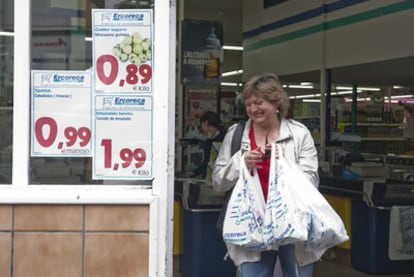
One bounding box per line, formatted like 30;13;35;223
242;0;414;80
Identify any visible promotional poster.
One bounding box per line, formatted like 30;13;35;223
181;20;223;85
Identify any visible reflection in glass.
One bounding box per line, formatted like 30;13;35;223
30;0;153;185
0;0;14;184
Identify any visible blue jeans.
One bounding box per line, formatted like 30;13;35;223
239;245;314;277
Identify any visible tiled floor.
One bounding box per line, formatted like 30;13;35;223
173;254;414;277
313;260;413;277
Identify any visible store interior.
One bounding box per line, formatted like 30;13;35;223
175;1;414;277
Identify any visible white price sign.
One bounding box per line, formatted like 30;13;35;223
31;71;92;157
93;95;153;179
92;9;153;94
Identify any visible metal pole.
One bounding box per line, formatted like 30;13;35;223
351;84;358;153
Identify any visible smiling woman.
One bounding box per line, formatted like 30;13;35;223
212;73;320;276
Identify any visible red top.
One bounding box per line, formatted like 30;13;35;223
249;125;270;202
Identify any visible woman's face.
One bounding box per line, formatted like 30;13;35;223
244;94;278;124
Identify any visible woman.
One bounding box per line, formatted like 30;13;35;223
212;73;319;276
185;111;226;178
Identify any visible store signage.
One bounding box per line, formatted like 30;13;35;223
92;9;154;180
93;95;152;179
30;9;154;181
92;9;153;94
31;71;93;157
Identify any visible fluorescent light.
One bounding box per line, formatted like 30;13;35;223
221;82;242;87
85;37;92;42
294;94;317;99
336;86;380;91
222;69;243;77
223;45;243;51
303;99;320;103
0;31;14;37
289;92;322;99
288;85;314;89
358;87;381;91
344;97;371;102
335;90;353;95
386;94;414;99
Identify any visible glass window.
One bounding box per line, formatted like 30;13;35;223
0;0;13;184
30;0;153;185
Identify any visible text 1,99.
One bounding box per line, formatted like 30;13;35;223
100;139;146;170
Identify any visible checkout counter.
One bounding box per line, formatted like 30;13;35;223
175;138;237;277
320;153;414;274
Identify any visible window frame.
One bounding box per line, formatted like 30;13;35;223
1;0;175;205
1;0;176;275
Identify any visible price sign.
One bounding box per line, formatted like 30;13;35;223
93;95;153;179
92;9;153;94
31;71;92;157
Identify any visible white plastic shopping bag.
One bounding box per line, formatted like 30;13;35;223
269;144;349;265
263;143;308;248
222;153;267;251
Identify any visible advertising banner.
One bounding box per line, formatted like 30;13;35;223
92;9;154;180
181;20;223;85
31;70;93;157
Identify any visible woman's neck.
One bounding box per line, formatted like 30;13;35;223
253;118;281;145
253;117;280;132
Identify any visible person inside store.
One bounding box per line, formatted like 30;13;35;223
212;73;319;277
184;110;226;178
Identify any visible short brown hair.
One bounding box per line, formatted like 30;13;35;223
242;73;290;118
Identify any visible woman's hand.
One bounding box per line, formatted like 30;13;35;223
245;144;284;170
244;147;264;170
263;143;284;160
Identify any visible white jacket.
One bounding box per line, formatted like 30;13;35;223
212;118;320;266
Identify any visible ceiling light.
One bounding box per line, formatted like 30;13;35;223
288;85;314;89
221;82;242;87
336;86;380;91
294;94;317;99
222;69;243;77
358;87;381;91
0;31;14;37
387;94;414;99
303;99;320;103
344;97;371;102
223;45;243;51
334;90;353;95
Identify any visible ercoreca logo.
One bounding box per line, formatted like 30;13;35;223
53;74;85;83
